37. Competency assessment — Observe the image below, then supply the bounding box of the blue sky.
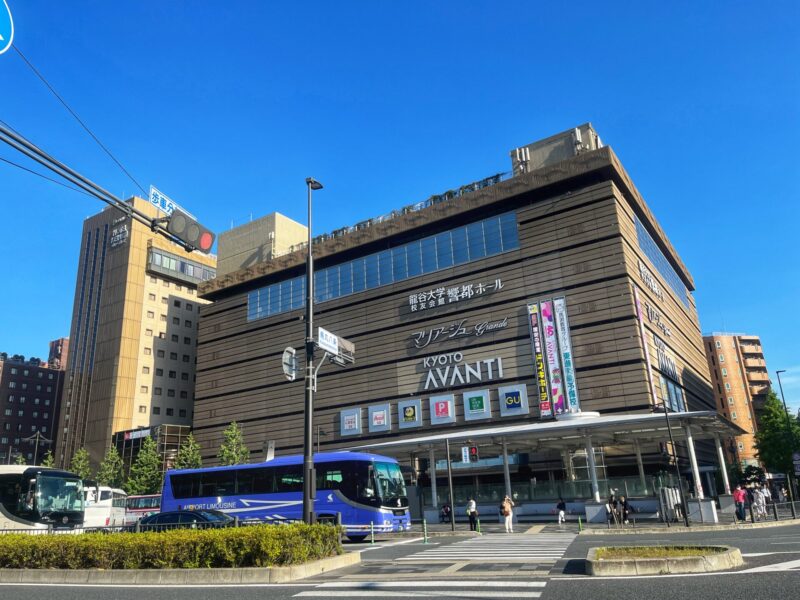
[1,2,798,410]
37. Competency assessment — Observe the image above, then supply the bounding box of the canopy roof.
[346,411,745,456]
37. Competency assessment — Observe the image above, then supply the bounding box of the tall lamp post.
[776,370,797,504]
[658,401,690,527]
[303,177,323,525]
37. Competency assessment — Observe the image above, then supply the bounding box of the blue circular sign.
[0,0,14,55]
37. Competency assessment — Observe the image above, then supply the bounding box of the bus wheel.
[316,514,337,525]
[347,535,367,542]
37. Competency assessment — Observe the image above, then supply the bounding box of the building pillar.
[561,449,575,481]
[714,435,731,495]
[502,438,512,500]
[429,446,438,508]
[585,435,601,503]
[684,426,704,499]
[633,440,647,494]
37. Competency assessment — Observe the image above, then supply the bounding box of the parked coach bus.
[82,483,127,529]
[124,494,160,527]
[161,452,410,541]
[0,465,84,531]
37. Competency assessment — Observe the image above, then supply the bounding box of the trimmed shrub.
[0,524,342,569]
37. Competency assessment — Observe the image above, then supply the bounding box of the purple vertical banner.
[540,300,567,415]
[553,297,580,413]
[527,303,552,418]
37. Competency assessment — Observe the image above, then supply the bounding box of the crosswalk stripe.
[318,581,547,588]
[294,592,542,598]
[397,532,575,563]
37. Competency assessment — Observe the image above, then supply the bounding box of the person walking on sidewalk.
[467,497,478,531]
[556,498,567,525]
[733,484,747,522]
[500,495,515,533]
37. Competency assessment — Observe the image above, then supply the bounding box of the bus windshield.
[36,475,83,515]
[373,462,407,507]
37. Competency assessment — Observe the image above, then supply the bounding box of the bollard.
[791,500,797,520]
[477,518,481,534]
[578,515,582,532]
[370,521,375,544]
[773,502,779,522]
[423,518,428,544]
[748,502,756,524]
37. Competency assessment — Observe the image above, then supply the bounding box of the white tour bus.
[0,465,84,531]
[82,483,127,529]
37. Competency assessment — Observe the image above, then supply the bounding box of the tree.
[174,433,202,470]
[14,453,27,465]
[96,446,125,488]
[69,448,93,480]
[125,437,163,495]
[218,421,250,466]
[40,450,55,468]
[755,390,800,475]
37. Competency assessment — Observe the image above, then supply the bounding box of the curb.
[580,519,800,535]
[0,552,360,585]
[586,545,743,576]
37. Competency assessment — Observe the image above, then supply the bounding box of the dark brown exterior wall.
[193,148,715,470]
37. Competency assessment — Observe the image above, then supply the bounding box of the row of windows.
[635,216,690,308]
[145,312,194,329]
[139,387,190,399]
[142,349,192,361]
[143,329,194,345]
[3,409,49,419]
[3,423,47,433]
[150,250,216,282]
[6,396,51,406]
[146,294,196,308]
[144,406,188,418]
[660,375,687,413]
[7,368,56,380]
[248,211,520,321]
[6,382,54,392]
[141,368,191,380]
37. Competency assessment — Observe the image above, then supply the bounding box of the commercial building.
[112,424,192,477]
[47,338,70,371]
[0,354,65,464]
[55,197,217,468]
[703,332,771,468]
[194,125,736,515]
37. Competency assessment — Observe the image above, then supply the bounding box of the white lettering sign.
[645,302,672,338]
[408,278,503,312]
[421,353,504,390]
[109,224,129,248]
[638,261,664,301]
[654,335,678,380]
[411,317,508,348]
[318,327,339,355]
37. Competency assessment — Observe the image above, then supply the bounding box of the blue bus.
[160,451,410,540]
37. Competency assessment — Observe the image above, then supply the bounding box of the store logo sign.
[434,400,450,418]
[504,390,522,410]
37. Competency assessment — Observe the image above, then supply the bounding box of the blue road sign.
[0,0,14,55]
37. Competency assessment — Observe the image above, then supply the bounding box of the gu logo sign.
[0,1,14,55]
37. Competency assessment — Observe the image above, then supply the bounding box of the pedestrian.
[556,498,566,525]
[618,495,632,524]
[467,497,478,531]
[500,495,515,533]
[733,484,747,522]
[762,484,772,505]
[605,494,619,525]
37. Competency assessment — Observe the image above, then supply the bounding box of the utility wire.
[0,155,93,197]
[13,45,148,197]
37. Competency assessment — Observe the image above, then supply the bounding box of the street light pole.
[303,177,323,525]
[661,402,690,527]
[776,370,797,504]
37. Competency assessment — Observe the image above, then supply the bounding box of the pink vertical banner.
[540,300,566,415]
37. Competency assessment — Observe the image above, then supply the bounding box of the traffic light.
[166,208,215,254]
[469,446,479,462]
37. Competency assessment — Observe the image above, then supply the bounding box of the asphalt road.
[0,524,797,599]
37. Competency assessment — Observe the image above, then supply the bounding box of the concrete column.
[562,449,575,481]
[684,426,704,500]
[502,439,512,499]
[585,435,601,503]
[633,440,647,494]
[714,435,731,495]
[429,446,438,507]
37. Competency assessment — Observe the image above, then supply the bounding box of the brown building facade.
[47,338,69,371]
[703,333,771,468]
[193,125,717,495]
[56,197,217,468]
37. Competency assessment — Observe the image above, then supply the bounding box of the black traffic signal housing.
[166,208,215,254]
[469,446,479,462]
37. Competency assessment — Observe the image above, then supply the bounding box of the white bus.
[82,483,127,529]
[0,465,84,531]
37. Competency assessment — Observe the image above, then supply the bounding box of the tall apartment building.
[0,354,65,464]
[703,333,771,468]
[56,197,217,468]
[47,337,69,371]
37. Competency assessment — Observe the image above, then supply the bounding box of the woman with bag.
[500,495,515,533]
[467,497,478,531]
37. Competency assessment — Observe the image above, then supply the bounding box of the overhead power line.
[13,45,148,197]
[0,155,92,197]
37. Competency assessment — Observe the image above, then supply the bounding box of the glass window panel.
[421,236,437,273]
[435,232,453,269]
[291,277,305,310]
[452,226,469,265]
[467,221,486,260]
[280,280,292,311]
[365,254,379,289]
[339,261,353,296]
[499,212,519,249]
[484,217,502,255]
[267,284,280,314]
[406,241,422,278]
[327,265,340,299]
[352,258,366,292]
[392,246,408,281]
[314,269,328,302]
[153,253,162,266]
[378,251,393,286]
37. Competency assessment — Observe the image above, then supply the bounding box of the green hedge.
[0,524,342,569]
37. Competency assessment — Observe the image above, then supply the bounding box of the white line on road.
[739,558,800,572]
[318,581,547,588]
[295,592,542,598]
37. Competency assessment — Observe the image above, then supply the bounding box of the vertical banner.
[553,297,580,413]
[540,300,567,415]
[526,303,552,418]
[634,286,660,404]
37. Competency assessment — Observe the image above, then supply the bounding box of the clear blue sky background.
[1,2,798,410]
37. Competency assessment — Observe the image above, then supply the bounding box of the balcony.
[744,358,765,368]
[741,345,763,355]
[747,371,770,383]
[750,385,769,397]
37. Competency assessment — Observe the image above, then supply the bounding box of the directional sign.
[461,446,470,463]
[318,327,339,355]
[792,452,800,463]
[0,0,14,55]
